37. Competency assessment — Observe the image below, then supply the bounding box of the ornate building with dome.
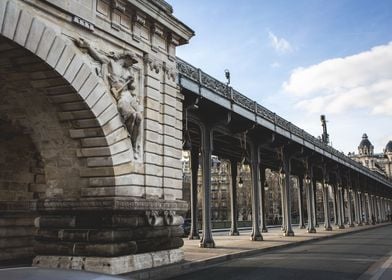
[349,134,392,180]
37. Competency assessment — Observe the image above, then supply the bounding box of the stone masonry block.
[169,249,184,263]
[24,18,45,53]
[162,104,179,119]
[80,162,144,178]
[145,119,162,132]
[102,116,124,136]
[77,146,111,158]
[175,98,183,110]
[63,55,84,83]
[46,36,66,68]
[81,185,145,197]
[163,114,176,127]
[163,146,182,159]
[163,125,177,138]
[164,188,182,200]
[145,86,162,103]
[35,28,56,61]
[163,178,182,189]
[115,186,145,197]
[2,1,20,40]
[162,94,176,107]
[87,150,133,167]
[71,63,91,91]
[58,110,95,121]
[89,173,144,187]
[162,82,179,98]
[145,130,163,145]
[81,186,114,197]
[80,136,107,148]
[145,142,163,155]
[163,135,182,148]
[55,45,76,75]
[98,104,118,126]
[144,152,163,166]
[145,97,160,112]
[69,127,104,138]
[85,86,106,108]
[72,118,100,129]
[145,75,161,92]
[151,250,170,267]
[145,175,162,188]
[144,107,161,122]
[105,128,128,147]
[163,167,182,179]
[78,138,131,157]
[14,10,33,46]
[0,1,8,30]
[78,74,98,99]
[163,157,182,169]
[33,249,184,275]
[145,164,163,176]
[145,186,163,198]
[91,91,113,117]
[175,119,183,131]
[59,102,87,112]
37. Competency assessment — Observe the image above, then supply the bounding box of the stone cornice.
[34,197,188,212]
[130,0,194,44]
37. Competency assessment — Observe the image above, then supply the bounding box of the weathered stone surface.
[33,248,184,275]
[34,241,138,257]
[36,226,183,243]
[14,10,33,46]
[0,0,191,273]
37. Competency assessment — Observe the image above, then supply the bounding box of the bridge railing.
[176,58,391,187]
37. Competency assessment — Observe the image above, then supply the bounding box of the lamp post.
[224,69,230,86]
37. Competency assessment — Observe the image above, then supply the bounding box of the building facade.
[349,134,392,180]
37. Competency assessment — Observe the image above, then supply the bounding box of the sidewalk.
[124,223,390,280]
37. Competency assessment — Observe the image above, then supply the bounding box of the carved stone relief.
[75,38,143,159]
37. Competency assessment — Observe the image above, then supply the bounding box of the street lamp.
[279,169,286,179]
[238,176,244,188]
[224,69,230,86]
[305,174,311,185]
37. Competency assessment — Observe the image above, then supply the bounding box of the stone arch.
[0,1,135,198]
[0,1,135,265]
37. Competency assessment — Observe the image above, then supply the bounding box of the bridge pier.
[313,180,320,227]
[298,176,306,229]
[229,159,240,236]
[199,124,215,248]
[260,165,268,233]
[332,185,339,226]
[33,199,187,274]
[280,148,294,237]
[305,164,316,233]
[250,142,263,241]
[189,147,201,240]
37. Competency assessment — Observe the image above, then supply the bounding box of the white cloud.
[270,62,280,68]
[268,31,293,54]
[283,42,392,116]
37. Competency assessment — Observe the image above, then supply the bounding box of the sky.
[169,0,392,154]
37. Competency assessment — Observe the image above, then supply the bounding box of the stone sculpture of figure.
[75,38,143,159]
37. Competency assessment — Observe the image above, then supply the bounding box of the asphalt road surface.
[168,225,392,280]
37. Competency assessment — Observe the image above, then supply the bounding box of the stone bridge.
[0,0,193,274]
[0,0,391,275]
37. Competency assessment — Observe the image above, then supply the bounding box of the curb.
[123,223,391,280]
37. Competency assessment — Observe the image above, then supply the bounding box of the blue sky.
[170,0,392,154]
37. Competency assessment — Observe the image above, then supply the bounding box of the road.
[169,225,392,280]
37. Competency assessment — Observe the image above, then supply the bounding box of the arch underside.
[0,1,187,268]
